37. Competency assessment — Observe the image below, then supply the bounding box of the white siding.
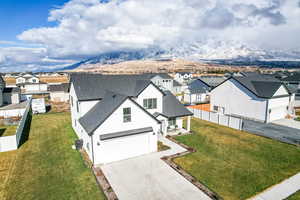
[135,83,163,114]
[273,85,289,96]
[268,96,289,121]
[210,79,268,122]
[92,98,159,164]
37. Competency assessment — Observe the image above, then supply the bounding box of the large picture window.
[123,107,131,122]
[143,98,157,109]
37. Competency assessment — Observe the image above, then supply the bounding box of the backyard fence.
[188,108,243,130]
[0,107,26,118]
[0,99,32,152]
[16,99,32,147]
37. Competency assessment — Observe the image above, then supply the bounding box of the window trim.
[123,107,131,123]
[143,98,157,109]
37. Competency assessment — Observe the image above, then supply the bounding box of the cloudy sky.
[0,0,300,72]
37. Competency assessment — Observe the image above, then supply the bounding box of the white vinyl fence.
[188,108,243,130]
[0,108,25,118]
[0,99,32,152]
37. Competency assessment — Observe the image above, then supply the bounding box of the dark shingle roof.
[71,74,162,101]
[79,91,128,135]
[100,127,153,140]
[188,79,210,94]
[161,91,193,118]
[0,76,5,88]
[282,73,300,82]
[232,75,288,98]
[198,76,227,88]
[3,87,20,93]
[173,80,182,87]
[49,83,69,92]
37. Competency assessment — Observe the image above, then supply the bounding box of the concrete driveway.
[242,119,300,145]
[99,137,211,200]
[272,118,300,130]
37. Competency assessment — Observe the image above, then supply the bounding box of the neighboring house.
[210,75,292,123]
[0,76,5,106]
[16,74,39,84]
[184,79,210,104]
[174,72,193,83]
[281,73,300,107]
[3,87,21,104]
[184,76,227,104]
[49,83,70,102]
[172,80,183,95]
[17,82,48,93]
[70,74,192,164]
[132,73,183,95]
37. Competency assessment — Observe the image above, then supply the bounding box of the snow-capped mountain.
[60,41,300,71]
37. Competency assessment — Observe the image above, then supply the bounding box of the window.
[32,79,36,83]
[70,96,73,107]
[143,98,157,109]
[123,107,131,122]
[168,119,176,126]
[86,142,90,151]
[76,101,79,113]
[213,106,218,112]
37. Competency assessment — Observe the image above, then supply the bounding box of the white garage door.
[269,107,287,121]
[100,132,151,163]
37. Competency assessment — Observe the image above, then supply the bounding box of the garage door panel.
[270,107,287,121]
[100,132,151,163]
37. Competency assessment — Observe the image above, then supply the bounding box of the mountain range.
[59,41,300,71]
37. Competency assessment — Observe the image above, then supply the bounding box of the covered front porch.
[157,115,191,136]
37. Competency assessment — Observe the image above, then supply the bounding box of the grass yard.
[286,190,300,200]
[0,125,17,137]
[174,117,300,200]
[0,112,105,200]
[158,141,170,151]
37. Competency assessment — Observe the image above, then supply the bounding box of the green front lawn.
[0,112,105,200]
[174,118,300,200]
[286,191,300,200]
[0,125,17,137]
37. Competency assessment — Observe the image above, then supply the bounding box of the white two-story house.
[210,75,293,123]
[70,74,192,165]
[16,74,48,95]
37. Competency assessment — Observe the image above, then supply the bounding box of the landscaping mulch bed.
[80,150,118,200]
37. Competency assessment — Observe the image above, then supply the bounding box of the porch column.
[187,116,191,132]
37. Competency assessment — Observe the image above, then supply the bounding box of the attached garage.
[98,127,154,164]
[269,106,287,122]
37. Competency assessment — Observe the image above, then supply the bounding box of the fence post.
[209,111,211,121]
[228,116,230,127]
[218,114,220,125]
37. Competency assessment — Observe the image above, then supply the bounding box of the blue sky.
[0,0,300,72]
[0,0,68,42]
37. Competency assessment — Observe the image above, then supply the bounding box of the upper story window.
[123,107,131,123]
[70,96,73,107]
[32,79,36,83]
[143,98,157,109]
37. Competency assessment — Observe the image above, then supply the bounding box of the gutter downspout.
[265,100,269,123]
[91,134,95,165]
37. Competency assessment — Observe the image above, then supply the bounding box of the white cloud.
[1,0,299,71]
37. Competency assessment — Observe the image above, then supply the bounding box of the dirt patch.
[49,101,70,113]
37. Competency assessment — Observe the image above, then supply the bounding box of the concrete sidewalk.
[249,172,300,200]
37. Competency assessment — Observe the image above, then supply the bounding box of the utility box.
[31,98,46,114]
